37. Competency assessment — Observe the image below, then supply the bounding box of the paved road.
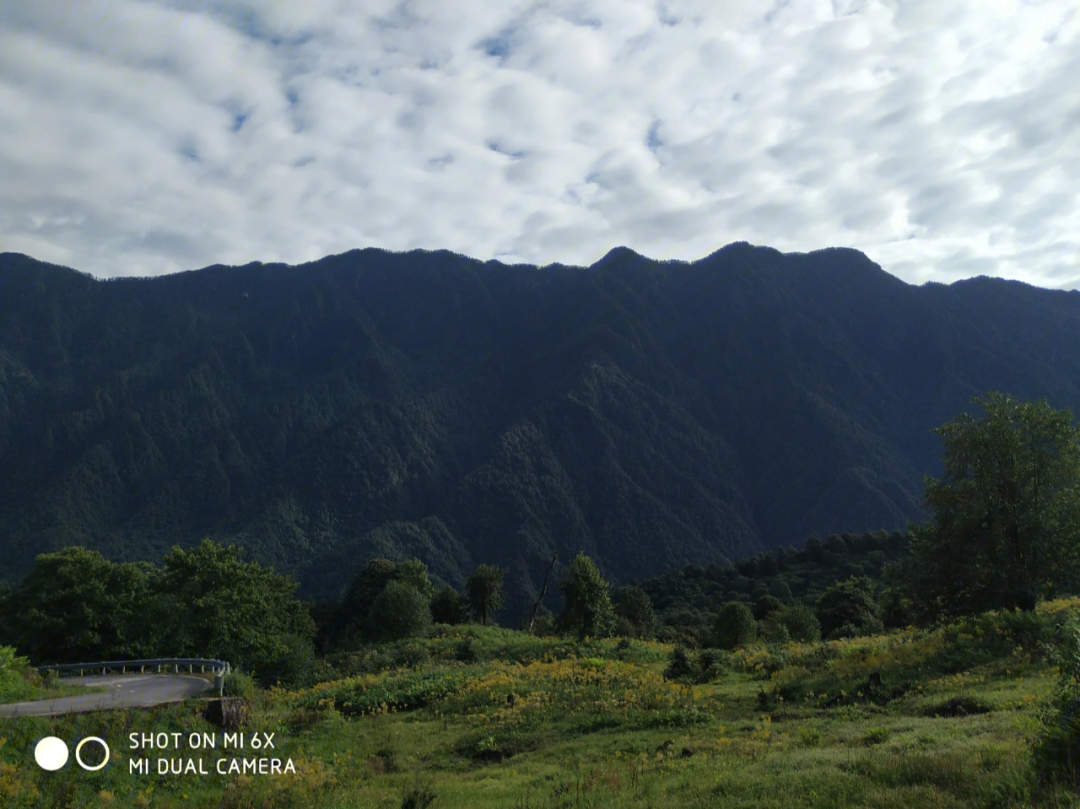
[0,674,214,717]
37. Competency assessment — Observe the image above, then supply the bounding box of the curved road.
[0,674,213,717]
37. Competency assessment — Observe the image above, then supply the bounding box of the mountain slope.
[2,245,1079,615]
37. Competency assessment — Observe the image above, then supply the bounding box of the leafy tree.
[816,576,883,639]
[338,557,434,640]
[768,579,794,604]
[430,585,468,625]
[557,553,616,639]
[0,547,158,664]
[712,602,757,650]
[395,558,436,602]
[778,603,821,642]
[466,564,505,626]
[910,393,1080,617]
[157,540,315,685]
[365,581,432,642]
[752,594,786,620]
[613,585,657,639]
[342,559,402,628]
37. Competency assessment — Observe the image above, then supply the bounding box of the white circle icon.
[34,737,69,771]
[75,737,110,771]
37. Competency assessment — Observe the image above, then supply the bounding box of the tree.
[466,564,505,626]
[557,553,616,639]
[613,585,657,639]
[157,540,316,685]
[342,559,404,628]
[752,594,786,621]
[0,547,158,664]
[338,557,434,641]
[712,602,757,650]
[778,603,821,642]
[366,581,432,641]
[910,393,1080,617]
[430,585,467,625]
[395,558,436,602]
[816,576,883,639]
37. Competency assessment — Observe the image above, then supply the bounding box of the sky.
[1,0,1078,288]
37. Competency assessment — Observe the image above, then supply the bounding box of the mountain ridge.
[2,244,1079,616]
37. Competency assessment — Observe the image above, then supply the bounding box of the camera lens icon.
[34,737,68,771]
[75,737,110,771]
[34,736,110,771]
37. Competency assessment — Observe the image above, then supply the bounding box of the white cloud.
[0,0,1077,288]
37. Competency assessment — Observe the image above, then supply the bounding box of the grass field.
[3,601,1080,808]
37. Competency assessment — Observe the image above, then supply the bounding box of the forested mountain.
[2,243,1080,615]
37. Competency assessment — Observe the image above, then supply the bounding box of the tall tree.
[157,539,316,684]
[0,547,157,664]
[557,553,616,639]
[613,585,657,639]
[466,564,505,627]
[910,392,1080,617]
[365,581,432,642]
[815,576,883,639]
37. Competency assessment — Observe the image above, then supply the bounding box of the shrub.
[768,579,794,604]
[223,670,258,699]
[614,585,658,639]
[779,603,821,642]
[401,780,438,809]
[758,612,790,643]
[696,649,730,681]
[1034,618,1080,791]
[753,594,786,620]
[713,602,757,650]
[664,646,695,680]
[367,582,432,642]
[816,576,884,639]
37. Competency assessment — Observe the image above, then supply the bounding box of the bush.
[696,649,730,681]
[1034,618,1080,791]
[455,639,480,663]
[713,602,757,650]
[753,594,786,621]
[431,586,467,625]
[392,644,430,669]
[613,585,658,639]
[758,612,790,643]
[768,579,794,604]
[816,576,884,639]
[779,603,821,642]
[664,646,695,680]
[401,780,438,809]
[223,670,258,699]
[366,582,432,642]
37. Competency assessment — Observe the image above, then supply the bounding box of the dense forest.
[3,244,1080,615]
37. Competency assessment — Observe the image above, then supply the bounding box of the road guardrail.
[37,658,231,693]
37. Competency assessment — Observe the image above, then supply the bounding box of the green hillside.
[3,604,1079,808]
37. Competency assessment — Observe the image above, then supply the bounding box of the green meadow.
[4,599,1080,808]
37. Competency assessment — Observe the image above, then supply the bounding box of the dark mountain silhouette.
[2,244,1079,615]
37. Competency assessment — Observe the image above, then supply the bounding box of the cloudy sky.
[1,0,1078,287]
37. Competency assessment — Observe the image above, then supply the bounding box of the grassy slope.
[3,605,1080,808]
[0,649,105,704]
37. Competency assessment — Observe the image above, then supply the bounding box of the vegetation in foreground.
[3,605,1080,808]
[0,647,102,704]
